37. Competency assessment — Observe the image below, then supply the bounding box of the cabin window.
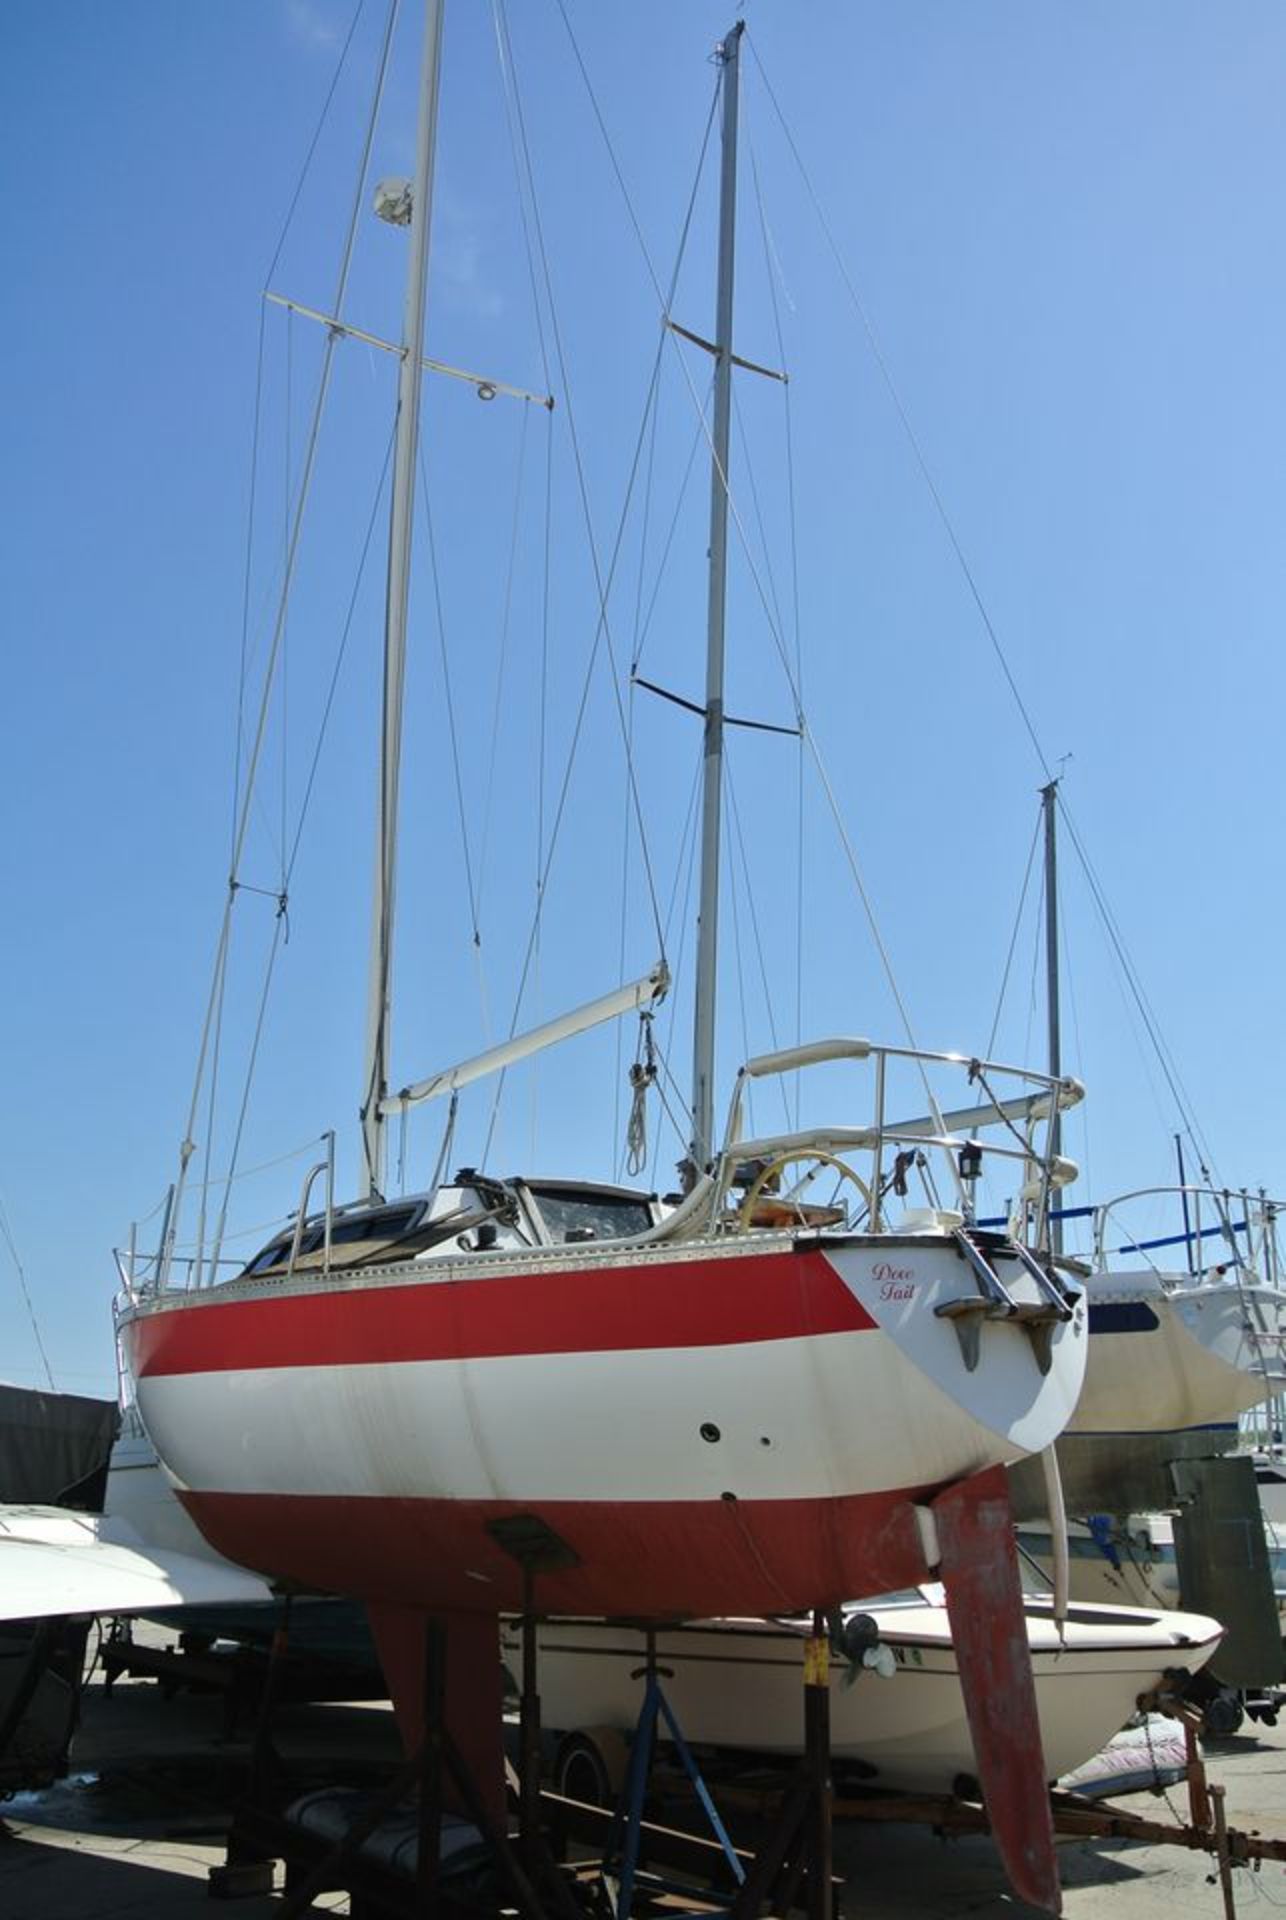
[325,1206,422,1247]
[242,1205,422,1276]
[245,1237,295,1276]
[528,1189,652,1243]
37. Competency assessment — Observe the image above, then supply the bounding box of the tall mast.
[1175,1132,1196,1276]
[361,0,445,1198]
[689,21,744,1174]
[1041,779,1063,1257]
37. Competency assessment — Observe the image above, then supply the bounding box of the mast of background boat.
[1175,1134,1197,1275]
[1038,781,1073,1628]
[1041,778,1063,1258]
[689,21,744,1175]
[361,0,445,1199]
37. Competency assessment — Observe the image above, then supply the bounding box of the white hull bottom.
[1073,1271,1286,1434]
[503,1597,1221,1795]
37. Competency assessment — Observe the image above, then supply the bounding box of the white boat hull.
[504,1597,1221,1795]
[1073,1271,1286,1435]
[122,1229,1086,1619]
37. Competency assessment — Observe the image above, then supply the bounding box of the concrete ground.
[0,1630,396,1918]
[4,1633,1286,1918]
[834,1722,1286,1918]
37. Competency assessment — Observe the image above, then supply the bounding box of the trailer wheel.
[553,1726,629,1807]
[1202,1689,1245,1740]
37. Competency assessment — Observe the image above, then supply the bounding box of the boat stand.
[723,1613,835,1920]
[0,1619,64,1776]
[215,1606,563,1920]
[213,1581,845,1920]
[592,1625,747,1920]
[0,1615,92,1795]
[574,1611,839,1920]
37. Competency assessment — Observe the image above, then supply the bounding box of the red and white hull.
[121,1230,1086,1618]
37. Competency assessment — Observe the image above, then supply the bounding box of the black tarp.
[1172,1454,1285,1689]
[0,1384,119,1789]
[1007,1425,1240,1521]
[0,1382,119,1510]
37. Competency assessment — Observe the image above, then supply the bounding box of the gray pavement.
[5,1645,1286,1918]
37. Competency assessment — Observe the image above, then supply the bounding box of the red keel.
[365,1604,506,1831]
[933,1465,1061,1916]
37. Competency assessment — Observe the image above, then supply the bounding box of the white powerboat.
[501,1592,1222,1797]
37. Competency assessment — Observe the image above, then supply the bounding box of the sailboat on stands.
[115,13,1086,1910]
[1002,783,1286,1517]
[1068,1179,1286,1451]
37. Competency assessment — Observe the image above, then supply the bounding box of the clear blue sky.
[3,2,1284,1396]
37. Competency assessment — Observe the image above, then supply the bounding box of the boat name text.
[872,1261,916,1301]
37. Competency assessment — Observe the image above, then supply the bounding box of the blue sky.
[3,2,1284,1395]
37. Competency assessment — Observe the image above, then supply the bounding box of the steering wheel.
[736,1150,872,1233]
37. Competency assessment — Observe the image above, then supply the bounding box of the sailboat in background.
[997,781,1285,1696]
[1069,1179,1286,1446]
[1005,780,1285,1516]
[114,13,1089,1909]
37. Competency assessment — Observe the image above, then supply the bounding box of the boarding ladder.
[935,1226,1079,1375]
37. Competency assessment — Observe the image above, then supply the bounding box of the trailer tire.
[553,1726,629,1807]
[1201,1689,1245,1741]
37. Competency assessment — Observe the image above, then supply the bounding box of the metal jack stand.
[273,1612,551,1920]
[599,1626,746,1920]
[487,1515,586,1920]
[210,1595,294,1900]
[728,1613,834,1920]
[216,1580,567,1920]
[518,1564,546,1876]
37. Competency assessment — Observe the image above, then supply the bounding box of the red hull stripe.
[179,1482,932,1619]
[130,1248,876,1378]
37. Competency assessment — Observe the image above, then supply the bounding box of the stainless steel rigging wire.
[749,27,1224,1189]
[166,0,401,1283]
[986,807,1044,1061]
[0,1192,56,1391]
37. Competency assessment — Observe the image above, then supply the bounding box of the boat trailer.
[208,1582,1286,1920]
[702,1700,1286,1920]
